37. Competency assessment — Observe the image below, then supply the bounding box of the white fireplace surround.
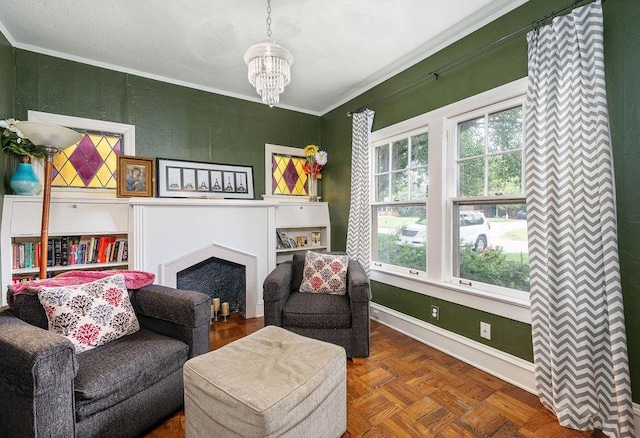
[159,243,257,318]
[129,198,279,318]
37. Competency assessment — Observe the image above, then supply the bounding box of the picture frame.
[117,155,155,198]
[156,158,254,199]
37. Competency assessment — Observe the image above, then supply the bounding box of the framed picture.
[156,158,254,199]
[117,155,155,198]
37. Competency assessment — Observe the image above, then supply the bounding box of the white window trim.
[263,143,314,202]
[370,77,531,323]
[27,111,135,198]
[445,96,527,298]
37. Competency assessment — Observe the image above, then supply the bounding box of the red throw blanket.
[8,270,156,294]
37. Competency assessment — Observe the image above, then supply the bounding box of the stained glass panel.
[272,153,309,196]
[51,131,123,189]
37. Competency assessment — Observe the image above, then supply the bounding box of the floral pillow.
[37,274,140,353]
[299,251,348,295]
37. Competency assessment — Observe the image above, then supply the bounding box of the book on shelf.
[79,235,92,263]
[96,236,116,264]
[115,239,127,262]
[34,241,41,268]
[47,239,55,267]
[53,238,62,266]
[121,241,128,262]
[60,236,69,266]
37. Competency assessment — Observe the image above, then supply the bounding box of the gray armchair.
[263,253,371,359]
[0,284,211,438]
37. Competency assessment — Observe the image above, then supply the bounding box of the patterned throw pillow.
[37,274,140,353]
[299,251,348,295]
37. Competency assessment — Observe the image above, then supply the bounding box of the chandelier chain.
[266,0,272,40]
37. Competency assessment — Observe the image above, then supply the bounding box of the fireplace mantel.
[128,198,330,318]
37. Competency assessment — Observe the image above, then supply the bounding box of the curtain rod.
[347,0,593,117]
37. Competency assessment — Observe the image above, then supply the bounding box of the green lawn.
[377,216,420,229]
[503,227,528,241]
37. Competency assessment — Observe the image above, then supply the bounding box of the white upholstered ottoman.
[183,325,347,438]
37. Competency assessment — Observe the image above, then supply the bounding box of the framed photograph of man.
[156,158,254,199]
[117,155,155,198]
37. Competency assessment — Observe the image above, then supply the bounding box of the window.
[368,78,530,320]
[28,111,135,196]
[372,130,428,273]
[264,144,312,199]
[450,101,529,294]
[52,130,124,189]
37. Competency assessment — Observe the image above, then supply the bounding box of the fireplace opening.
[176,257,246,314]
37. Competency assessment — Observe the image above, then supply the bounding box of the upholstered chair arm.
[263,261,293,326]
[347,260,371,303]
[0,309,78,438]
[347,260,371,358]
[129,285,211,358]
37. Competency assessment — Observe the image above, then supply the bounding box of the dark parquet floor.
[146,313,605,438]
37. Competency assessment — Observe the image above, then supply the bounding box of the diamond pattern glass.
[272,153,309,196]
[51,131,123,189]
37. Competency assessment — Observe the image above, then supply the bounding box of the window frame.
[369,78,531,323]
[371,127,429,276]
[445,96,528,300]
[263,143,312,201]
[28,111,135,198]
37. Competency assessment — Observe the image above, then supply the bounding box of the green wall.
[321,0,640,401]
[0,31,15,198]
[11,51,320,197]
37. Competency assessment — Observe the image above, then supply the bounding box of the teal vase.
[10,162,42,196]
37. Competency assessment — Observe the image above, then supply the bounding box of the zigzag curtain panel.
[347,109,374,273]
[524,1,634,437]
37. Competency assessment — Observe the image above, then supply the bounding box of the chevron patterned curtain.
[347,109,374,273]
[525,2,634,437]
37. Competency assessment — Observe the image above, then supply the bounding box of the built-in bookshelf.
[1,196,130,305]
[275,203,330,264]
[11,234,128,271]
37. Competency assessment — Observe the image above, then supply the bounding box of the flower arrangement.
[303,144,328,179]
[0,118,45,160]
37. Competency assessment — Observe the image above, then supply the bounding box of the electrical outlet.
[480,321,491,340]
[431,305,439,320]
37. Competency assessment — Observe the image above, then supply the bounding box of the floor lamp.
[16,122,83,279]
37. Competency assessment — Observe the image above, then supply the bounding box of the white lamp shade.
[16,121,83,149]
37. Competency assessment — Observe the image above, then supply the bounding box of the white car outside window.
[397,211,490,251]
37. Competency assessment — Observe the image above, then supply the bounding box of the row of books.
[11,235,128,270]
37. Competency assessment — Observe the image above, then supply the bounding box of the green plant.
[376,233,426,271]
[459,245,530,292]
[0,118,45,160]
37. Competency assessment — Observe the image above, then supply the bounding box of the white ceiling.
[0,0,527,115]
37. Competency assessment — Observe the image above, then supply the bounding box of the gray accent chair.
[0,284,211,438]
[263,253,371,359]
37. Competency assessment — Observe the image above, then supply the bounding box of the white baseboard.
[370,303,639,433]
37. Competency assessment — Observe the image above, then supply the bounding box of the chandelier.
[244,0,294,107]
